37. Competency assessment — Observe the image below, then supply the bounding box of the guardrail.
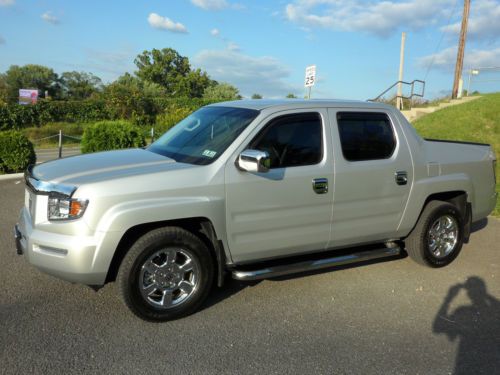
[32,130,82,159]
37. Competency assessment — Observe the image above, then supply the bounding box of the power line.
[424,0,460,81]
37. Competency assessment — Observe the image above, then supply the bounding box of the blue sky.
[0,0,499,99]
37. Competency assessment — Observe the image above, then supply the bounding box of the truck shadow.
[471,218,488,233]
[433,276,500,374]
[201,278,261,311]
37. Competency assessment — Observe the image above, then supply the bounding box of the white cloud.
[147,13,188,33]
[210,28,220,37]
[418,46,500,70]
[41,11,60,25]
[285,0,453,37]
[227,42,241,51]
[0,35,5,44]
[191,0,228,10]
[0,0,14,6]
[190,0,244,11]
[441,0,500,41]
[194,49,299,97]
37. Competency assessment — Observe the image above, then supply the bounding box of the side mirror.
[237,149,270,173]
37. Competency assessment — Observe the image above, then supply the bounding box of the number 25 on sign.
[305,65,316,87]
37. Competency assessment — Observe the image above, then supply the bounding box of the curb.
[0,173,24,181]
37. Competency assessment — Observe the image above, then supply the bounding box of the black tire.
[117,226,214,321]
[405,200,464,267]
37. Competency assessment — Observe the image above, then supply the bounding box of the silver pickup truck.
[15,99,497,321]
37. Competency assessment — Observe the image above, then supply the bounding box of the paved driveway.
[0,178,499,374]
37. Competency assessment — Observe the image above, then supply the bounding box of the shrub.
[154,105,192,136]
[81,121,146,153]
[0,99,113,131]
[0,130,36,173]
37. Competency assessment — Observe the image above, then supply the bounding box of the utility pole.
[396,32,406,110]
[452,0,470,99]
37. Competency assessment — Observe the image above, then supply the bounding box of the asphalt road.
[1,178,499,374]
[35,147,81,163]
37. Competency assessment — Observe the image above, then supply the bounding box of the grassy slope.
[413,93,500,217]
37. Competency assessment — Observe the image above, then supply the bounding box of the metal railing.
[33,130,82,159]
[369,80,426,109]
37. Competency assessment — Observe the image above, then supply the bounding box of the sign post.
[304,65,316,99]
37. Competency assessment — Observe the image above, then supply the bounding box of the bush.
[0,97,218,131]
[0,130,36,173]
[81,121,146,153]
[154,104,192,136]
[0,99,113,131]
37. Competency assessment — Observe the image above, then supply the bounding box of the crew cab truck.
[15,100,497,321]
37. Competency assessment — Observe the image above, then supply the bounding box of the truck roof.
[208,99,395,111]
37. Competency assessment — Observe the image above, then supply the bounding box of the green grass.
[413,93,500,217]
[23,122,87,148]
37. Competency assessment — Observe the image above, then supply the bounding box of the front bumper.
[16,206,110,286]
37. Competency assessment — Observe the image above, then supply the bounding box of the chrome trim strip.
[24,165,76,197]
[231,247,401,281]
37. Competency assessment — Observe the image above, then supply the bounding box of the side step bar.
[232,247,401,281]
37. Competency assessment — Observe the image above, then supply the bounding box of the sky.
[0,0,499,99]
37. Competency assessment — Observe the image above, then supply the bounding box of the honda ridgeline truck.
[15,100,497,321]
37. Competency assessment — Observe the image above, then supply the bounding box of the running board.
[231,247,401,281]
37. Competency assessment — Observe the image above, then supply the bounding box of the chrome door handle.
[395,171,408,185]
[312,178,328,194]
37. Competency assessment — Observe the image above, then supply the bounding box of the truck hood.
[32,148,191,185]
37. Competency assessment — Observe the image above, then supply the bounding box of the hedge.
[0,97,221,131]
[0,130,36,173]
[81,121,146,153]
[0,100,113,130]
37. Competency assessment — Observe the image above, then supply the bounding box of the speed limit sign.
[304,65,316,87]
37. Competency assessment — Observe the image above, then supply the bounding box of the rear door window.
[336,112,396,161]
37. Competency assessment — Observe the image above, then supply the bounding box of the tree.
[134,48,214,98]
[3,64,60,103]
[176,69,214,98]
[60,71,102,100]
[0,74,8,105]
[103,73,165,125]
[203,82,241,101]
[286,93,298,98]
[251,93,263,99]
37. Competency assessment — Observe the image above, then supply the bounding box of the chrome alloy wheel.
[139,248,200,309]
[427,215,459,258]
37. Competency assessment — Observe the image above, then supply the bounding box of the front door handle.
[312,178,329,194]
[395,171,408,185]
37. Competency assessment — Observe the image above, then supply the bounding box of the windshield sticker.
[202,150,217,158]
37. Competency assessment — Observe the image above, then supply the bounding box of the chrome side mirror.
[237,149,270,173]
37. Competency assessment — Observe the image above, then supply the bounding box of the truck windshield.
[148,106,259,165]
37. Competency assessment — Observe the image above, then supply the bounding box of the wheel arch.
[105,217,227,286]
[406,190,472,242]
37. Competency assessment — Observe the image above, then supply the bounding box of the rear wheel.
[405,200,464,267]
[117,227,214,321]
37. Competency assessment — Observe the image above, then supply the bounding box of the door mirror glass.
[237,149,270,173]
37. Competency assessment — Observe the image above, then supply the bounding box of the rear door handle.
[312,178,329,194]
[395,171,408,185]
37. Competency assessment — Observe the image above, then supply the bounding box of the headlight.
[48,197,88,221]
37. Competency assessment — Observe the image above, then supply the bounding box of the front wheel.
[117,227,214,321]
[405,200,464,267]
